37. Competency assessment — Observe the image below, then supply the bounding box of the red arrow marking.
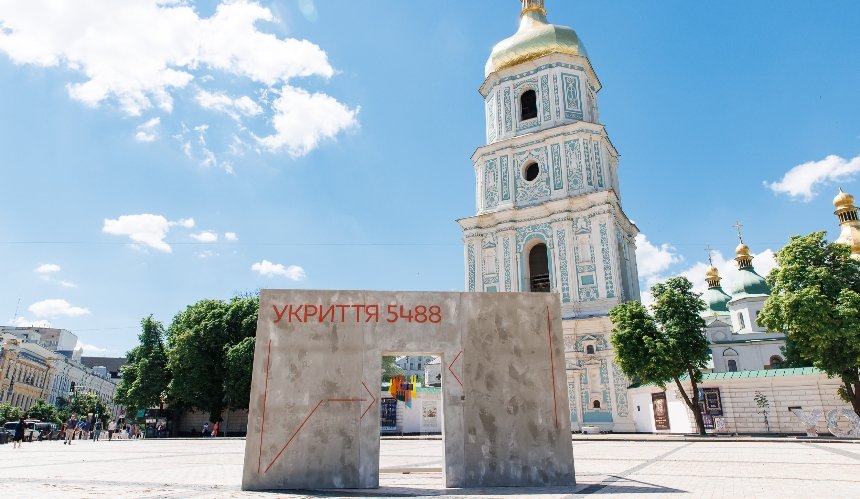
[547,306,559,430]
[360,381,377,420]
[448,350,463,387]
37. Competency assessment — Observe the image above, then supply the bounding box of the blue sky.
[1,1,858,356]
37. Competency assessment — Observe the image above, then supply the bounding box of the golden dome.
[705,266,719,278]
[735,242,750,257]
[485,3,588,77]
[833,189,856,209]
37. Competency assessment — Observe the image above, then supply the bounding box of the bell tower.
[458,1,640,431]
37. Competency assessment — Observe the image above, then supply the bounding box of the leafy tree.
[382,356,403,382]
[779,336,813,369]
[0,402,24,424]
[610,277,711,435]
[115,316,171,418]
[223,336,255,410]
[167,295,259,421]
[69,392,108,423]
[758,231,860,416]
[27,400,61,425]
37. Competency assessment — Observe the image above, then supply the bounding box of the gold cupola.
[485,0,589,77]
[735,242,753,269]
[705,265,721,289]
[833,188,860,260]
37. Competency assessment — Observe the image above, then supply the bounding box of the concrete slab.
[242,291,574,491]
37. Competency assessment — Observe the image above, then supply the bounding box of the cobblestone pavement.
[0,437,858,498]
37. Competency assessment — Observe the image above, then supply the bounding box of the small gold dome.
[706,266,719,278]
[833,189,855,209]
[736,243,750,257]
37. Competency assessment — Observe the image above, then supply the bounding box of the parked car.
[2,420,42,442]
[34,422,57,440]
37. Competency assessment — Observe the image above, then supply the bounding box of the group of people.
[201,421,220,437]
[61,415,128,444]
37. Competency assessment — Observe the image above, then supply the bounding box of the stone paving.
[0,437,859,498]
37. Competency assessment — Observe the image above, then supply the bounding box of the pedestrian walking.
[12,417,25,448]
[64,415,78,445]
[212,421,219,437]
[94,420,103,441]
[202,422,209,437]
[108,420,116,441]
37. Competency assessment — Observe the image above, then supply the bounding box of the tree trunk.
[674,373,706,435]
[841,370,860,418]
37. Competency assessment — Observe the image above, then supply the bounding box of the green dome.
[702,286,732,313]
[729,267,771,298]
[485,10,588,77]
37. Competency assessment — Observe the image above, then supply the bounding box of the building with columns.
[458,0,639,431]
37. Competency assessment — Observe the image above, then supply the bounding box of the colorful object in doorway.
[388,375,419,407]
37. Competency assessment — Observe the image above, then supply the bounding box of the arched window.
[586,345,595,355]
[592,400,601,409]
[769,356,783,369]
[528,243,551,292]
[727,359,738,372]
[737,313,746,329]
[520,90,537,121]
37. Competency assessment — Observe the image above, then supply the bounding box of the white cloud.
[35,263,61,274]
[251,260,306,281]
[190,230,218,243]
[76,341,107,355]
[256,85,358,157]
[0,0,356,158]
[197,250,219,259]
[134,117,160,142]
[12,317,52,328]
[765,154,860,201]
[224,232,238,241]
[195,89,262,120]
[28,299,91,318]
[171,217,195,229]
[635,234,682,279]
[58,280,77,288]
[103,213,192,252]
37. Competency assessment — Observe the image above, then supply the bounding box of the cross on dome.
[732,220,744,244]
[704,245,715,266]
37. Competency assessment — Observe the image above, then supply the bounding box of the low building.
[628,368,856,436]
[394,355,435,380]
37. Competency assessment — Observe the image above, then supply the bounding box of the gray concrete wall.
[242,290,574,491]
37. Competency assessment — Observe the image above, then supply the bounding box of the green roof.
[728,267,771,298]
[697,367,820,380]
[702,286,731,313]
[633,367,822,388]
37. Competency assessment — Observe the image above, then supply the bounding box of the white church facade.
[459,0,639,432]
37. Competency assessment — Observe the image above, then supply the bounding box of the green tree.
[115,316,171,418]
[758,231,860,416]
[0,402,24,424]
[69,392,107,422]
[382,356,402,382]
[610,276,711,435]
[27,400,61,425]
[223,336,255,410]
[167,295,259,421]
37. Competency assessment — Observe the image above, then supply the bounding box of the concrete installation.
[241,290,575,491]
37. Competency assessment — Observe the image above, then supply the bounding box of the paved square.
[0,437,859,497]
